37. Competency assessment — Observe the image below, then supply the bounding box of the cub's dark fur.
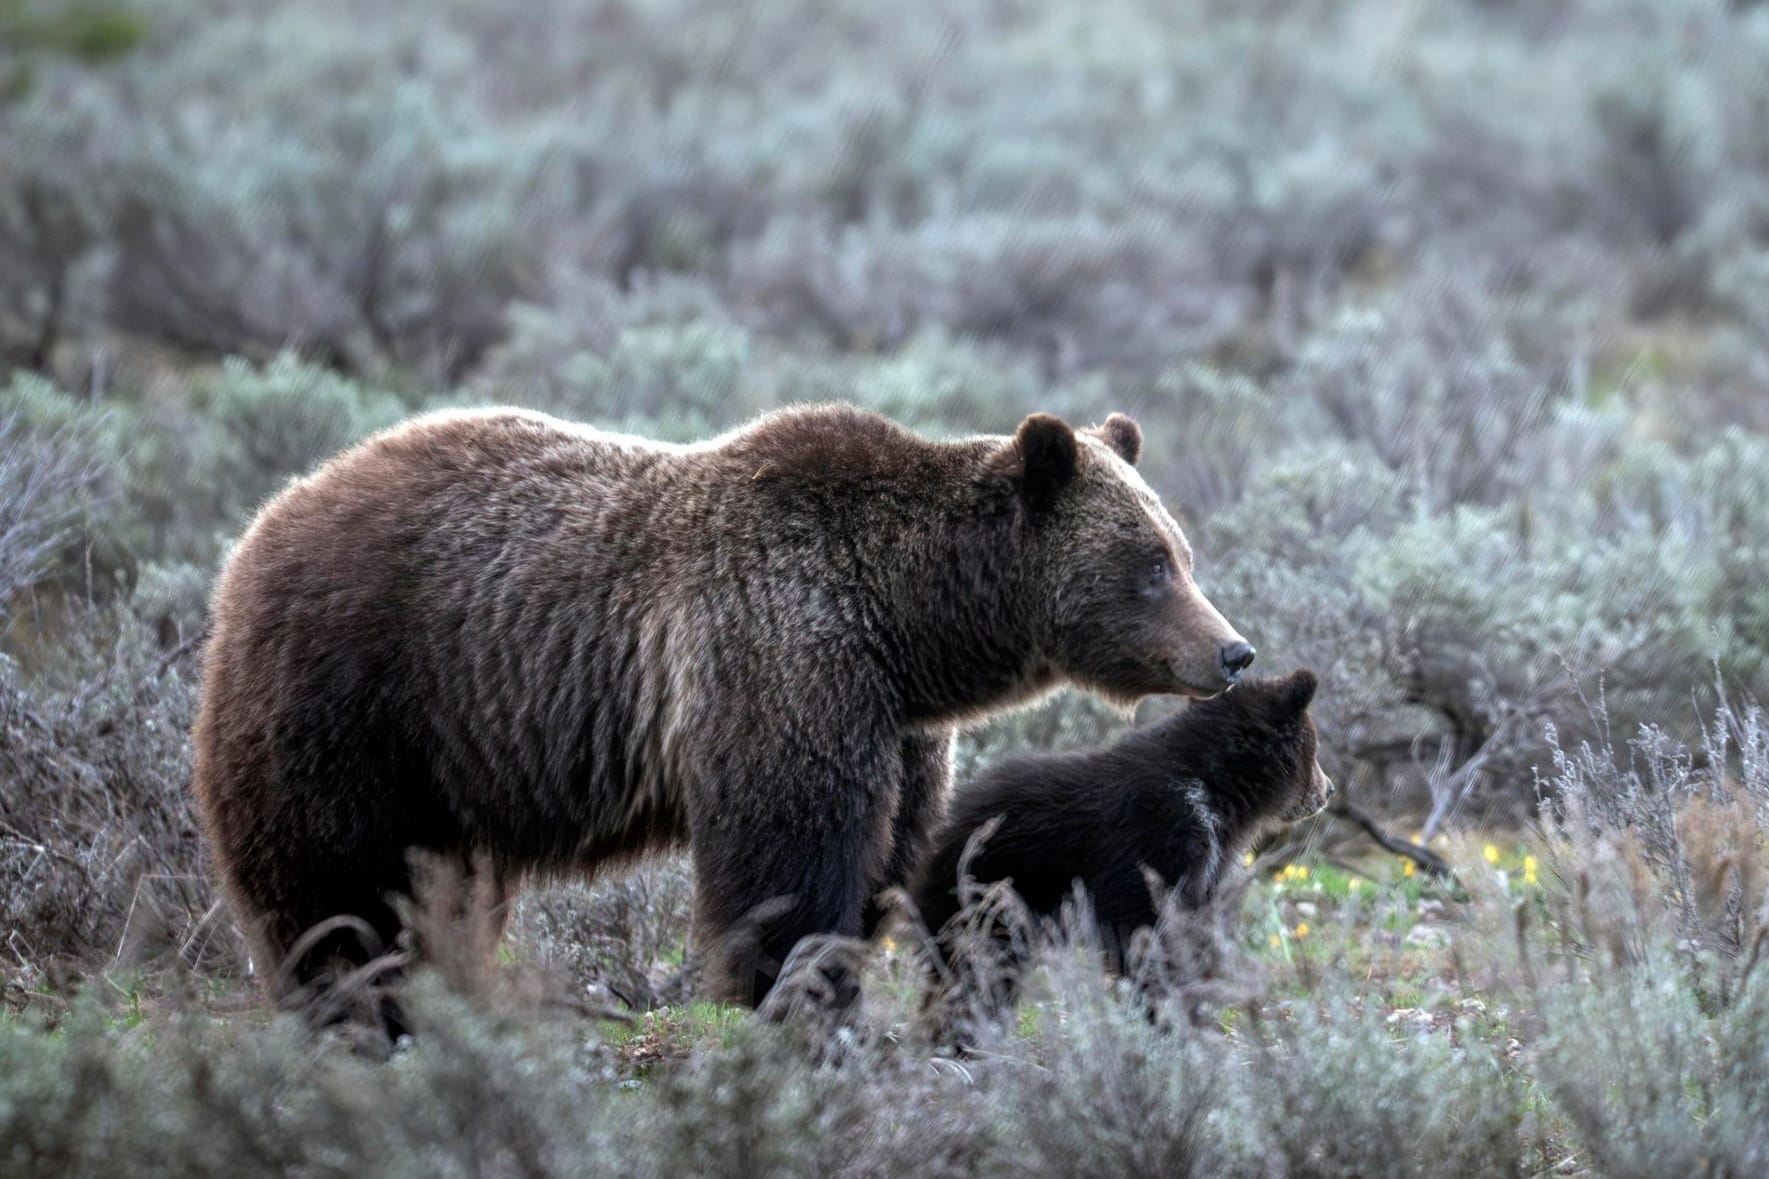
[908,669,1331,1016]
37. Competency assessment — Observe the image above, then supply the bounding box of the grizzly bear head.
[991,412,1254,704]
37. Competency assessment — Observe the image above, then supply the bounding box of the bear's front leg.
[861,727,954,939]
[689,722,899,1010]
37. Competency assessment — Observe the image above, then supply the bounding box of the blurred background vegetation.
[3,1,1769,1172]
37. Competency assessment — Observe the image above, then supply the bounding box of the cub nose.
[1218,641,1256,682]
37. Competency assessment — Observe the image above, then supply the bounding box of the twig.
[1330,800,1458,881]
[154,628,207,680]
[1421,698,1542,840]
[1527,1151,1580,1179]
[0,820,82,867]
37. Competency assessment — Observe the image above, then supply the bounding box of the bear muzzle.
[1307,762,1335,816]
[1217,640,1256,684]
[1281,761,1335,821]
[1164,638,1255,697]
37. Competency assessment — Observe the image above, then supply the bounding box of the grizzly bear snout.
[1158,580,1254,698]
[1218,639,1257,683]
[1285,760,1335,822]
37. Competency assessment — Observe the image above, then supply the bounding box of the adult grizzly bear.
[191,403,1254,1022]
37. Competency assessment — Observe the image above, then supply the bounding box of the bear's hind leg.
[258,857,414,1040]
[273,851,511,1045]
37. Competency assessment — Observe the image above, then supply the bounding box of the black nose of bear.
[1218,641,1256,682]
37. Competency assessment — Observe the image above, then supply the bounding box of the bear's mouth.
[1163,658,1237,699]
[1281,797,1329,822]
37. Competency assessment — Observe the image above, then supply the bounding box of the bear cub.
[907,668,1332,1018]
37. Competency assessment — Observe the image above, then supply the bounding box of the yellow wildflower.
[1294,922,1310,938]
[1269,933,1282,949]
[1523,855,1539,886]
[1347,878,1361,893]
[1243,850,1255,867]
[1295,865,1310,881]
[1484,843,1501,865]
[1403,859,1417,878]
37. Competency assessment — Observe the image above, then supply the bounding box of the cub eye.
[1146,558,1171,586]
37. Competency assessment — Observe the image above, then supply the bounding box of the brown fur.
[190,403,1250,1022]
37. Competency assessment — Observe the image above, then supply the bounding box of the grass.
[602,1002,750,1078]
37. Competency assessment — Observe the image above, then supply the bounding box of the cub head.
[989,411,1254,703]
[1190,667,1334,822]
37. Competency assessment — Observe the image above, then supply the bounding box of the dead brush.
[906,818,1266,1049]
[903,815,1046,1048]
[281,851,630,1055]
[510,858,696,1012]
[275,913,410,1048]
[752,931,873,1057]
[1536,686,1769,1003]
[1123,865,1265,1030]
[0,607,233,1007]
[1677,790,1767,960]
[915,876,1042,1049]
[402,852,633,1024]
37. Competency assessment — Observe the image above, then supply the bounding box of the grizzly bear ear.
[1282,668,1319,712]
[1010,413,1079,512]
[1088,413,1142,465]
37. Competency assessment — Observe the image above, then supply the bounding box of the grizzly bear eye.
[1146,558,1170,586]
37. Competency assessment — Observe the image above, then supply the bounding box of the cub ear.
[1282,668,1319,712]
[1009,413,1079,512]
[1088,413,1142,465]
